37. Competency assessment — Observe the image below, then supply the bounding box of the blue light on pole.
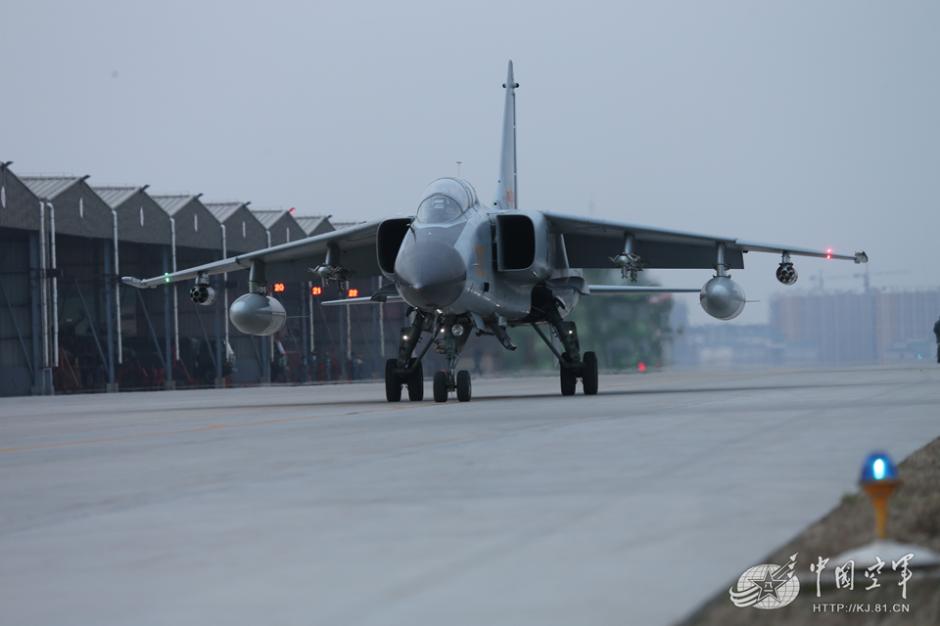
[859,452,900,539]
[860,452,898,484]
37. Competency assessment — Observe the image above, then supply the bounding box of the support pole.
[301,280,310,382]
[28,232,43,393]
[162,248,175,389]
[38,202,48,375]
[170,217,179,362]
[308,280,316,380]
[49,202,59,370]
[220,224,229,373]
[111,207,122,366]
[103,240,117,390]
[345,302,352,379]
[214,273,224,387]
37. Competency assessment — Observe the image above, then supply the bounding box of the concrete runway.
[2,365,938,626]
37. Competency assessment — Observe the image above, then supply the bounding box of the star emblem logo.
[748,567,791,603]
[729,554,801,610]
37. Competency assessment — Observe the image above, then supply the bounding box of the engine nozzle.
[700,276,746,320]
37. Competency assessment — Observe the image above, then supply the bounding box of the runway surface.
[2,365,938,626]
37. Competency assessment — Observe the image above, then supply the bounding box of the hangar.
[0,163,402,397]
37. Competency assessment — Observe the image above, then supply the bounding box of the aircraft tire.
[433,371,449,403]
[560,364,577,396]
[407,359,424,401]
[582,351,598,395]
[456,370,472,402]
[385,359,402,402]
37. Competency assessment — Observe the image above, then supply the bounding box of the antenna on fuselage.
[495,60,518,210]
[456,161,462,177]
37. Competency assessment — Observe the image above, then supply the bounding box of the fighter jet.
[122,61,868,403]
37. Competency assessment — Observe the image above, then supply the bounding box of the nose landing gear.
[432,367,472,403]
[432,318,473,402]
[384,312,474,403]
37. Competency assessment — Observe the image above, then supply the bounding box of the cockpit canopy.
[415,178,479,224]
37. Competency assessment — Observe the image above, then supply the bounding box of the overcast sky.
[2,0,938,323]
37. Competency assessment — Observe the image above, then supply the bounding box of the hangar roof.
[205,202,248,223]
[151,194,221,250]
[151,194,201,215]
[250,209,287,228]
[204,201,266,252]
[0,163,42,230]
[93,185,171,246]
[21,176,86,200]
[94,186,146,208]
[250,209,308,246]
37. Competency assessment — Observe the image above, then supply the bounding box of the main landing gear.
[530,284,599,397]
[384,311,474,403]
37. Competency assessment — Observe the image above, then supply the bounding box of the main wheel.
[456,370,472,402]
[560,363,577,396]
[581,351,598,395]
[407,359,424,401]
[385,359,402,402]
[433,371,449,403]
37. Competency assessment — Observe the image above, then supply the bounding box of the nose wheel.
[433,369,472,403]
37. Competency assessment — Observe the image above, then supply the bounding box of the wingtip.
[121,276,146,289]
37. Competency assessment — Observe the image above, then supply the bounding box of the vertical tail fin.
[496,60,518,210]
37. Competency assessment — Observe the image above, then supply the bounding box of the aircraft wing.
[122,221,382,289]
[321,282,403,306]
[543,212,867,270]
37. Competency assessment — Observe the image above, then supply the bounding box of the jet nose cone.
[396,240,466,309]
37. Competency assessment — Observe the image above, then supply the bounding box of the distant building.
[670,288,940,367]
[771,289,940,364]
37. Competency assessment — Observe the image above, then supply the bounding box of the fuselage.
[391,178,582,323]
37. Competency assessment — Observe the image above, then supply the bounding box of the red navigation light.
[289,207,296,214]
[347,288,360,298]
[272,282,286,293]
[637,361,647,373]
[310,285,323,297]
[826,248,833,260]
